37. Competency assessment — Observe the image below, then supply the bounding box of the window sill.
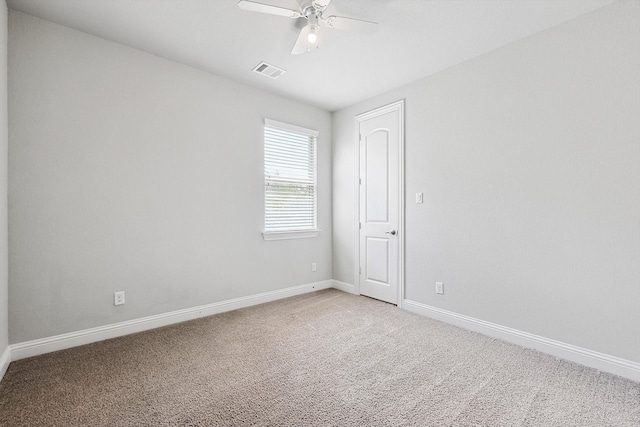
[262,229,320,241]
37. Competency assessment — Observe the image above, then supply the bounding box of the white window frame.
[262,119,320,241]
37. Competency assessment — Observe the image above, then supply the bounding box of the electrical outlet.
[435,282,444,295]
[311,263,317,272]
[114,291,125,306]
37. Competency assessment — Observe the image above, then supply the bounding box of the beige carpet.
[0,289,638,426]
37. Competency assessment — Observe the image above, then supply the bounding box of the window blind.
[264,120,318,232]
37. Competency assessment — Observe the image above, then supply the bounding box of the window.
[263,119,319,240]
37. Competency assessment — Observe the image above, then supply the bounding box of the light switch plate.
[415,192,423,204]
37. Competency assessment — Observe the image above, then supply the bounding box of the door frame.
[353,100,405,307]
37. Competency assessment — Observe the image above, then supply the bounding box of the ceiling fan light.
[307,26,319,44]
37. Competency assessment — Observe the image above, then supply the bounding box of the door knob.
[385,230,397,235]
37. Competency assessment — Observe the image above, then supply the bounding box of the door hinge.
[359,178,362,185]
[359,222,362,229]
[359,266,361,274]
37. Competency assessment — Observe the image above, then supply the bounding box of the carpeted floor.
[0,289,638,426]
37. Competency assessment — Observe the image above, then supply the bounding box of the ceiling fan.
[238,0,378,55]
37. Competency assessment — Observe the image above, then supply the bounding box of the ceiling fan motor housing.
[304,7,320,25]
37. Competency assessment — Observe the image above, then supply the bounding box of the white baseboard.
[0,346,10,382]
[403,299,640,383]
[12,283,634,385]
[10,280,334,362]
[331,279,357,294]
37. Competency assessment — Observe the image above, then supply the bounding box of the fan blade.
[237,1,301,18]
[323,15,378,33]
[291,26,312,55]
[312,0,332,10]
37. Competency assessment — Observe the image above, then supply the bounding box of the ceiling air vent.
[252,61,286,79]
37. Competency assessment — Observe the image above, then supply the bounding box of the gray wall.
[8,11,332,343]
[333,1,640,362]
[0,0,7,356]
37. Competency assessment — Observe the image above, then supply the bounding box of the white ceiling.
[7,0,616,111]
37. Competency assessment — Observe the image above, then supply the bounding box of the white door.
[357,101,403,305]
